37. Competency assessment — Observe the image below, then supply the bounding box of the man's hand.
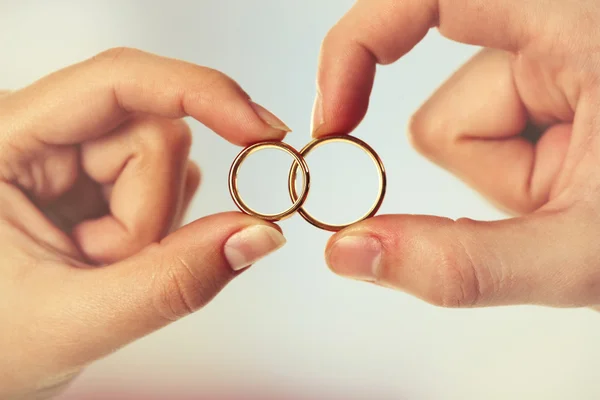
[0,48,289,399]
[316,0,600,308]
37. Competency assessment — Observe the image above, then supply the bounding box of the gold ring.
[288,135,386,232]
[228,141,310,221]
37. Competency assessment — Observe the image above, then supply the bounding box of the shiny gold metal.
[288,135,386,232]
[228,141,310,221]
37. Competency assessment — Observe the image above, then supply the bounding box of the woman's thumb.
[53,213,285,367]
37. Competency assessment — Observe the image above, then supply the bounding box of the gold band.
[228,135,386,231]
[288,135,386,232]
[228,141,310,221]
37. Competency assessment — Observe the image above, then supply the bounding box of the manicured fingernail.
[310,90,324,137]
[250,101,292,132]
[326,235,382,281]
[224,225,286,271]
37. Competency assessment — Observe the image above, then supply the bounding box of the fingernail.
[326,235,382,281]
[250,101,292,132]
[310,90,324,137]
[224,225,287,271]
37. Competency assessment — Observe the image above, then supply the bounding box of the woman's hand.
[316,0,600,308]
[0,48,289,399]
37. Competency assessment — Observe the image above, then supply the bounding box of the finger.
[324,209,600,308]
[165,161,202,235]
[169,161,202,232]
[36,134,199,252]
[36,213,287,369]
[312,0,550,136]
[3,47,290,148]
[409,49,571,214]
[73,117,192,264]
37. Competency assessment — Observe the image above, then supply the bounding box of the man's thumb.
[324,212,593,308]
[57,212,286,366]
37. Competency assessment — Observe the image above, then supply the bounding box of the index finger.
[3,47,290,146]
[312,0,544,137]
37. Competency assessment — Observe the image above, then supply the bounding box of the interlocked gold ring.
[288,135,386,232]
[228,135,386,231]
[228,141,310,221]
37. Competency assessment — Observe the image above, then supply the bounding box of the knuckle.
[0,92,12,145]
[321,31,343,58]
[186,162,202,191]
[167,119,193,150]
[135,118,192,156]
[198,67,230,89]
[188,67,244,103]
[92,46,139,64]
[576,270,600,306]
[321,28,338,49]
[407,108,449,158]
[151,250,218,322]
[177,65,249,112]
[425,235,482,308]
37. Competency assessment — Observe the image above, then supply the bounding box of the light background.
[2,1,600,399]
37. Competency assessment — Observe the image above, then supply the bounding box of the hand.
[316,0,600,308]
[0,47,290,399]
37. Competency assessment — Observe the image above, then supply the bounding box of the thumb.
[54,213,286,367]
[324,211,598,308]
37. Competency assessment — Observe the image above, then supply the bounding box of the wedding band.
[228,135,386,231]
[228,141,310,221]
[288,135,386,232]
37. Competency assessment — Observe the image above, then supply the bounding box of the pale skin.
[2,0,599,398]
[0,49,290,399]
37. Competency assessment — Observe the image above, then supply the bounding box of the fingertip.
[72,216,139,265]
[224,224,287,271]
[325,234,383,282]
[312,39,375,137]
[323,216,392,277]
[249,101,292,133]
[218,100,291,147]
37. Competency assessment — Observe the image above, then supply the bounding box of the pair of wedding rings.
[228,135,386,232]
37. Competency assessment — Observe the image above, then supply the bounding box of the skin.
[0,48,290,399]
[317,0,600,308]
[4,0,600,397]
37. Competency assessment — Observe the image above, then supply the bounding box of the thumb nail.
[326,235,382,281]
[224,225,287,271]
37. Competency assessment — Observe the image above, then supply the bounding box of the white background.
[2,1,600,399]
